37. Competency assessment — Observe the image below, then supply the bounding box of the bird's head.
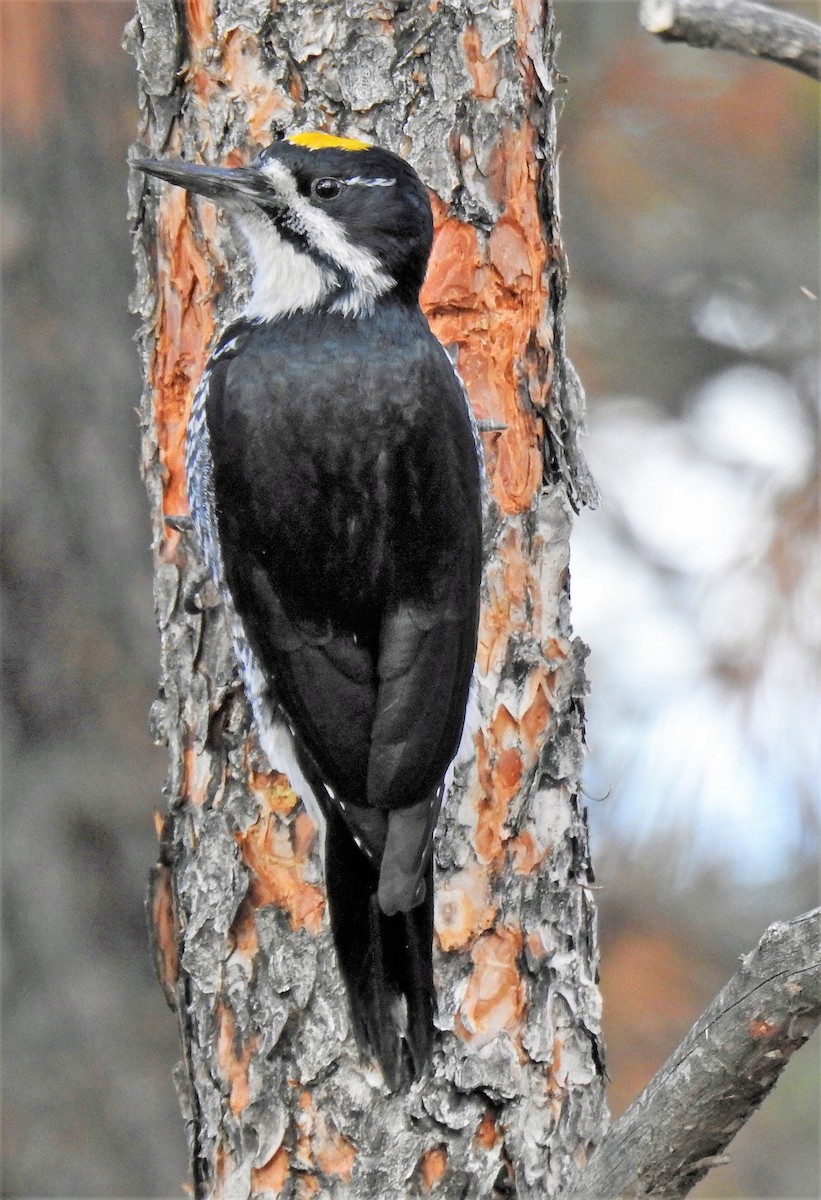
[132,132,434,320]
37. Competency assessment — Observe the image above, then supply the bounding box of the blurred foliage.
[1,1,818,1196]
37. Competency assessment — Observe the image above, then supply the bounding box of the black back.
[205,300,482,816]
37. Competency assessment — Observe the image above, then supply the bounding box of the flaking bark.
[127,2,605,1196]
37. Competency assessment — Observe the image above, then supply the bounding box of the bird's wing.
[218,532,379,810]
[365,587,479,914]
[224,540,479,817]
[368,593,478,810]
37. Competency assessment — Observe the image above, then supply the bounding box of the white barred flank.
[185,368,224,585]
[185,362,327,841]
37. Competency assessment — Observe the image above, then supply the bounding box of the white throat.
[238,212,336,322]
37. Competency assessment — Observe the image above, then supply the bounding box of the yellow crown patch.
[286,131,371,153]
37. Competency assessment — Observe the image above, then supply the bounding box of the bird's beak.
[131,158,272,209]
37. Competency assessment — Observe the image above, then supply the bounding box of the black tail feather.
[324,807,435,1088]
[381,858,434,1078]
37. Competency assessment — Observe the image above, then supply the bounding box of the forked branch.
[564,907,821,1199]
[640,0,821,80]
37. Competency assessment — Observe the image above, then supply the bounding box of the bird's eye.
[312,177,343,201]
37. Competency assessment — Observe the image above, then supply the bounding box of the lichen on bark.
[127,1,606,1195]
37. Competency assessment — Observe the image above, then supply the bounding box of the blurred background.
[1,1,817,1196]
[555,5,820,1196]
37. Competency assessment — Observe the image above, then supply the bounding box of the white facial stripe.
[237,211,337,321]
[258,159,395,316]
[346,176,395,188]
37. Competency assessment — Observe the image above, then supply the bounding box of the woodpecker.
[134,132,483,1086]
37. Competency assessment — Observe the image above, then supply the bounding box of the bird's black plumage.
[206,304,481,809]
[135,133,483,1085]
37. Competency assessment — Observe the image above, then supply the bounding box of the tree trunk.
[127,2,605,1196]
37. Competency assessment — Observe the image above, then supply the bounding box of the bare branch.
[640,0,821,80]
[564,907,821,1200]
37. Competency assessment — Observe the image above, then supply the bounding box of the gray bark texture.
[639,0,821,81]
[126,1,605,1197]
[565,907,821,1200]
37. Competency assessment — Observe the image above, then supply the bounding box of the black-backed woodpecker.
[134,132,483,1087]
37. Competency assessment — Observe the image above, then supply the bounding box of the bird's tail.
[324,806,435,1088]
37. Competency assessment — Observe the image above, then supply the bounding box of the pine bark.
[127,2,605,1196]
